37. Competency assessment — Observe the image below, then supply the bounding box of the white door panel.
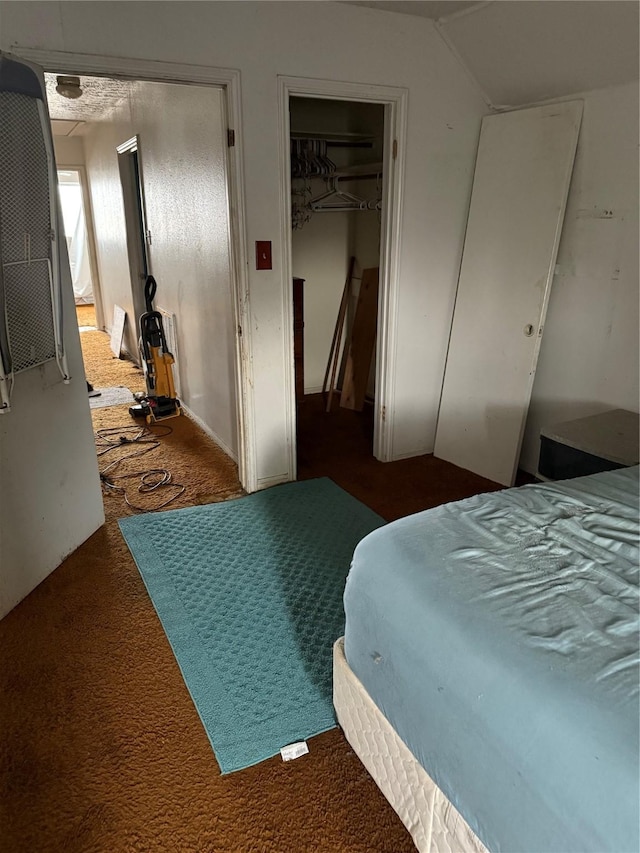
[434,101,583,486]
[0,51,104,619]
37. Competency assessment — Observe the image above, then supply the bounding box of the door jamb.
[56,163,105,331]
[277,76,407,478]
[116,134,151,350]
[16,49,256,492]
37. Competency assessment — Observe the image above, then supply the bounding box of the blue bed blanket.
[344,466,639,853]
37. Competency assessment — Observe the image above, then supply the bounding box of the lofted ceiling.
[342,1,639,107]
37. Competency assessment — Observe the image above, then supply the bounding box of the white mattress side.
[333,637,489,853]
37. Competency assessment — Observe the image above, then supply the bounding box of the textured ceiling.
[45,73,131,121]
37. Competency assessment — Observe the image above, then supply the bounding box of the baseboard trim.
[390,447,433,461]
[256,472,291,491]
[181,403,238,463]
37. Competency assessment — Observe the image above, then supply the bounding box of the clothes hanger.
[309,176,368,211]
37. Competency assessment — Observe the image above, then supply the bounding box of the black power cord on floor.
[95,425,186,512]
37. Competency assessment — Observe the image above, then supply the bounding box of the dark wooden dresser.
[293,277,304,399]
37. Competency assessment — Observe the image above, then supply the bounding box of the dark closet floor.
[296,393,534,521]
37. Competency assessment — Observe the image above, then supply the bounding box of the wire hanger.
[291,138,337,180]
[309,176,368,212]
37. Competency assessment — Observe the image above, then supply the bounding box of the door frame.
[278,76,408,478]
[55,163,105,330]
[15,48,255,491]
[116,134,151,352]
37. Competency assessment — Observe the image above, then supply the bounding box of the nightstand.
[538,409,639,480]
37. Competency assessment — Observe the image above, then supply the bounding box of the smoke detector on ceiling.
[55,76,83,100]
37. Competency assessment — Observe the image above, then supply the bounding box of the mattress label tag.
[280,741,309,762]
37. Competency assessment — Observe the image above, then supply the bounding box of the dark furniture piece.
[293,277,305,399]
[538,408,639,480]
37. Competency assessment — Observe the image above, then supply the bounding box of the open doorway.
[286,93,392,484]
[57,168,96,309]
[45,71,242,466]
[290,96,384,478]
[279,76,407,488]
[57,166,100,344]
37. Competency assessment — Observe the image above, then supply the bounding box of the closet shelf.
[291,131,374,148]
[334,162,383,180]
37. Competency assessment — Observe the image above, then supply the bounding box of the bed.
[333,466,639,853]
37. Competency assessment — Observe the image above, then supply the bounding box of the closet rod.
[334,161,383,181]
[326,141,373,149]
[290,131,374,142]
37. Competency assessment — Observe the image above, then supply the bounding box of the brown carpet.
[297,394,506,520]
[0,316,421,853]
[76,303,97,327]
[83,338,146,398]
[77,304,144,394]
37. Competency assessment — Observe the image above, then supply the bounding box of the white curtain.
[58,179,93,304]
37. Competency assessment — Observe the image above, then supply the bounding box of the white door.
[434,101,583,486]
[0,52,104,619]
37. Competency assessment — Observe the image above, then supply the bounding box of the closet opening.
[289,96,386,483]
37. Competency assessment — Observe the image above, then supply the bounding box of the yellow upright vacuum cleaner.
[129,275,182,424]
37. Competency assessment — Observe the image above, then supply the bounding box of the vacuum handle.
[140,311,169,361]
[144,275,157,314]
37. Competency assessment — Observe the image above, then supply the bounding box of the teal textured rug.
[118,478,384,773]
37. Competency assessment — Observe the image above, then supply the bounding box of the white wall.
[82,108,136,348]
[53,134,84,165]
[292,206,381,395]
[83,81,238,457]
[520,81,640,473]
[292,209,351,393]
[0,1,488,487]
[292,196,384,394]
